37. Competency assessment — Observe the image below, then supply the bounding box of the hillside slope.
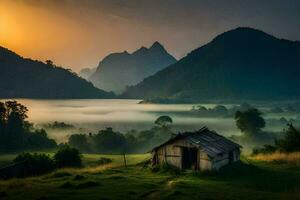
[0,47,114,99]
[122,27,300,102]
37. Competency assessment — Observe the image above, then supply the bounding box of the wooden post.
[123,153,127,168]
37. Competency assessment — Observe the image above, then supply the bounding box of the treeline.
[191,103,300,118]
[191,103,253,117]
[68,116,174,154]
[230,107,300,154]
[253,124,300,155]
[0,101,56,152]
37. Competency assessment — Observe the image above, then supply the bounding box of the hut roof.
[152,127,241,158]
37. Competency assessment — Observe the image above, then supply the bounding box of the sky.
[0,0,300,72]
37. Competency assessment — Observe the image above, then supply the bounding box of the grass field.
[1,153,300,200]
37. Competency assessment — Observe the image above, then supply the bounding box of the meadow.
[1,153,300,200]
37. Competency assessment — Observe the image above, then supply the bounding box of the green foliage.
[252,145,277,156]
[54,145,82,168]
[68,124,173,154]
[92,128,127,154]
[276,124,300,152]
[13,152,55,177]
[69,134,90,152]
[235,108,265,138]
[0,101,56,151]
[154,116,173,128]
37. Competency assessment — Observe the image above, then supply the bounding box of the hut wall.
[153,140,240,171]
[198,151,213,170]
[212,148,240,170]
[212,153,229,170]
[154,139,196,169]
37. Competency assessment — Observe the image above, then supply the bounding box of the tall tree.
[276,124,300,152]
[154,116,173,128]
[5,101,29,149]
[235,108,265,138]
[0,102,6,147]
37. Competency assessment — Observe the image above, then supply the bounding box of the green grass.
[1,154,300,200]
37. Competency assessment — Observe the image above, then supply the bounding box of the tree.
[45,60,53,66]
[92,128,127,154]
[4,101,29,149]
[54,145,82,168]
[234,108,265,138]
[0,100,56,151]
[69,134,90,152]
[276,124,300,152]
[0,102,6,147]
[154,116,173,128]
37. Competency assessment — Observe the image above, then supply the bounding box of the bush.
[13,152,55,177]
[54,145,82,168]
[252,144,277,156]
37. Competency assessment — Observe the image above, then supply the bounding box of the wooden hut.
[151,127,241,171]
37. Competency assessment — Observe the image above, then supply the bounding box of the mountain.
[0,46,114,99]
[79,67,96,79]
[88,42,177,94]
[122,27,300,102]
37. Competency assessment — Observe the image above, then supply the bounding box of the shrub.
[13,152,55,177]
[54,145,82,168]
[252,144,277,156]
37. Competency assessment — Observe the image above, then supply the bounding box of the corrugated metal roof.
[152,127,241,157]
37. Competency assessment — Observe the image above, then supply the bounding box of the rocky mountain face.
[88,42,176,94]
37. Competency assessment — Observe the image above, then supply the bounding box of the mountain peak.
[122,27,300,102]
[150,41,165,51]
[213,27,276,44]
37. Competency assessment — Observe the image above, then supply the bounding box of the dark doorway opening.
[229,151,234,163]
[182,147,198,169]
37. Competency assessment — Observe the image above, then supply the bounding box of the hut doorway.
[182,147,198,169]
[229,151,234,163]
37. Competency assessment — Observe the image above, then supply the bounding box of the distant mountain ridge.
[79,67,96,79]
[122,27,300,102]
[88,42,177,94]
[0,46,114,99]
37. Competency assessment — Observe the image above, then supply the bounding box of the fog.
[2,99,299,143]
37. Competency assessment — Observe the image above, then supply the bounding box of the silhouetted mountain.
[0,46,114,99]
[122,27,300,102]
[79,67,96,79]
[89,42,176,94]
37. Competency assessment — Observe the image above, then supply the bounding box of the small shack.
[151,127,241,171]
